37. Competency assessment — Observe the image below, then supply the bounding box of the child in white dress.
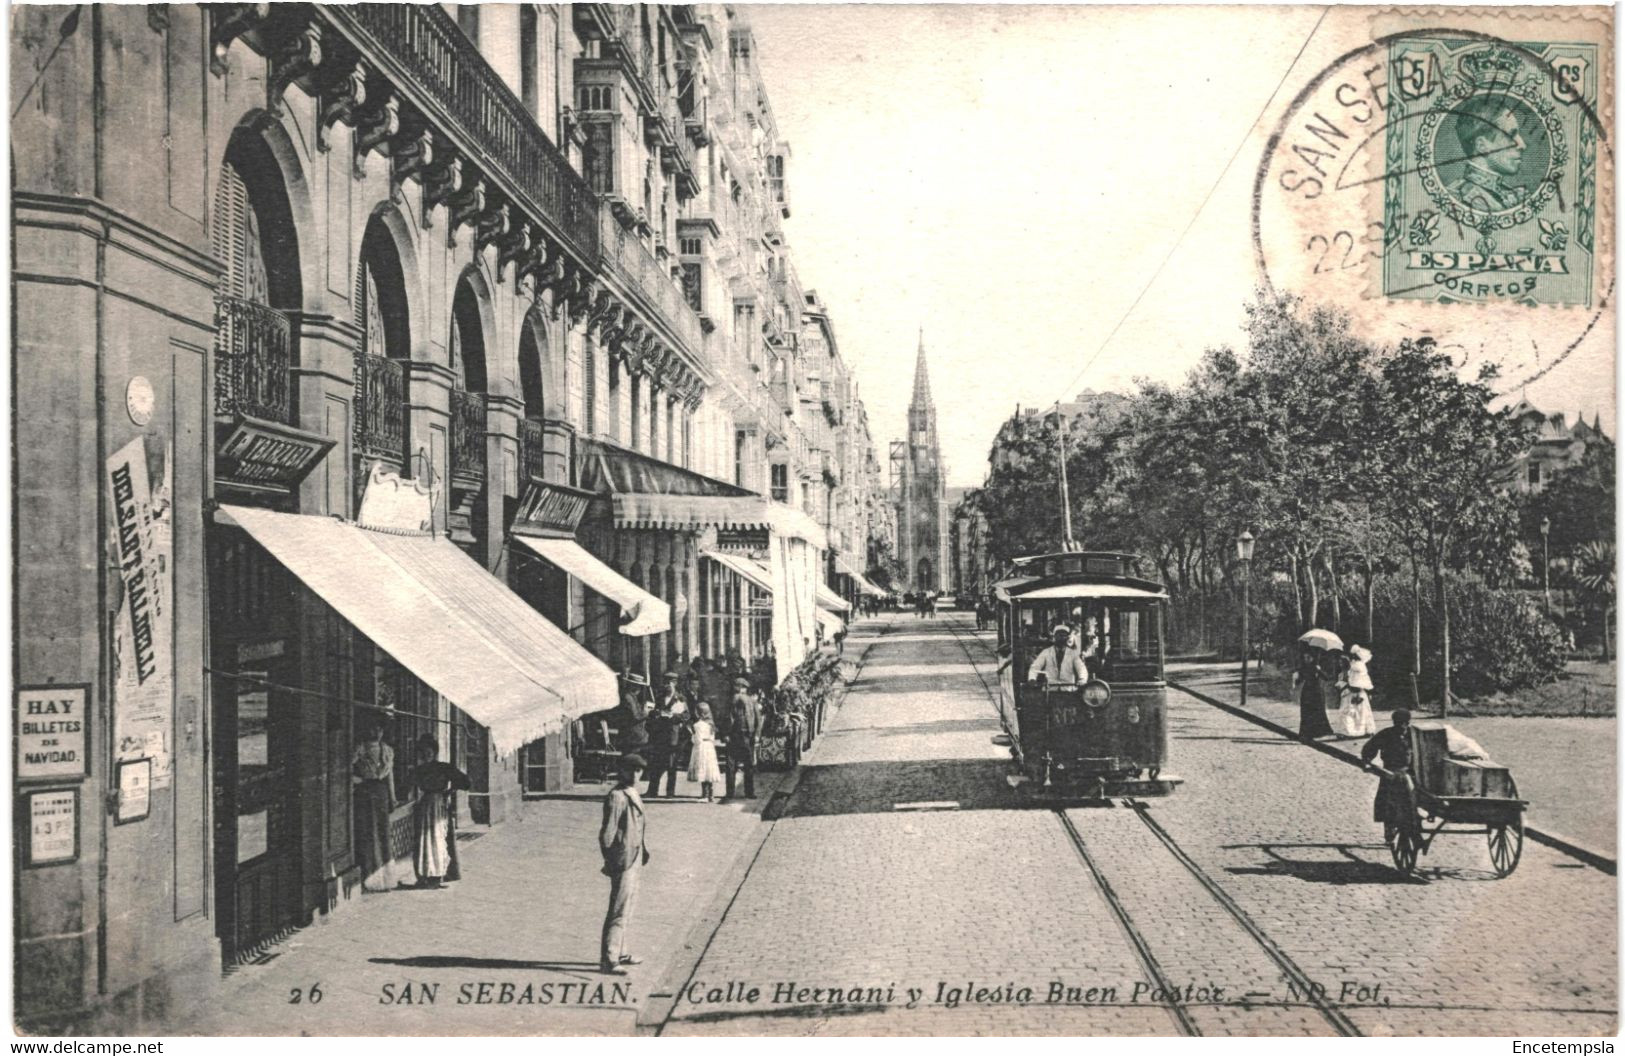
[687,702,723,802]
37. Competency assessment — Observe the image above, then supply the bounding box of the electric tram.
[993,549,1180,797]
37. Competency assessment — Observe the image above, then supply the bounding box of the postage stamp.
[1380,38,1601,307]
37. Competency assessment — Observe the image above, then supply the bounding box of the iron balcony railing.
[322,4,599,263]
[355,352,406,464]
[449,387,486,487]
[599,209,704,359]
[518,416,547,485]
[215,295,296,425]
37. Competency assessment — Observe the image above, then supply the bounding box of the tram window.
[1118,611,1142,659]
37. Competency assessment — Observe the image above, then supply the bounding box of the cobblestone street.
[163,613,1615,1037]
[659,613,1616,1037]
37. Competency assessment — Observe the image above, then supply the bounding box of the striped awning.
[217,505,617,754]
[612,493,828,548]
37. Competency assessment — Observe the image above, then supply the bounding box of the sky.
[747,5,1618,486]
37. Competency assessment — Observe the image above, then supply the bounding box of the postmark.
[1253,12,1612,389]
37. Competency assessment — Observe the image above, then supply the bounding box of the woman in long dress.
[409,735,470,889]
[1296,648,1336,739]
[1333,645,1378,737]
[687,703,723,802]
[351,723,396,892]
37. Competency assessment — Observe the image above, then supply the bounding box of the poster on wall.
[106,437,173,789]
[26,789,79,867]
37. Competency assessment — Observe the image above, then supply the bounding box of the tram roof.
[999,581,1168,602]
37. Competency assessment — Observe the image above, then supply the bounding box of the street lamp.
[1540,516,1551,615]
[1236,530,1255,708]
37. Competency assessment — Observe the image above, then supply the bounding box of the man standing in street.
[1361,708,1416,824]
[724,676,761,800]
[643,671,686,798]
[599,754,650,975]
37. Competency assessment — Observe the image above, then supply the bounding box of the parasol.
[1297,629,1344,651]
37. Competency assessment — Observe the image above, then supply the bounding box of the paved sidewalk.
[167,660,874,1036]
[1169,662,1617,857]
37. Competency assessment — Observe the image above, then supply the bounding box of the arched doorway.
[446,273,490,563]
[917,557,934,593]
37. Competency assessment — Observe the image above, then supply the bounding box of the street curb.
[634,618,895,1035]
[1167,678,1617,876]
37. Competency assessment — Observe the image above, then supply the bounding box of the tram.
[993,549,1180,797]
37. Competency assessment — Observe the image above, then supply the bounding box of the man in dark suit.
[1361,709,1415,824]
[724,676,761,800]
[599,754,650,975]
[643,671,686,798]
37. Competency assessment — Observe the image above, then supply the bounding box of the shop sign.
[15,685,89,783]
[716,527,770,559]
[513,482,594,538]
[107,437,173,788]
[27,789,79,867]
[216,416,334,495]
[357,462,436,533]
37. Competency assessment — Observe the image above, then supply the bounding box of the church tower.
[899,329,945,591]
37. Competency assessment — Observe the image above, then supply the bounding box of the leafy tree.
[1524,435,1616,558]
[1370,338,1529,715]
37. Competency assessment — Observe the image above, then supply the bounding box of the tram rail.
[939,614,1364,1037]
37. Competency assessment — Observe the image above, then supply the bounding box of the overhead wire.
[1046,7,1332,413]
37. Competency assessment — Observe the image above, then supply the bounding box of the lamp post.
[1236,530,1255,708]
[1540,516,1551,615]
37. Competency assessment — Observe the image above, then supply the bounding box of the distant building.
[1505,399,1608,492]
[893,334,947,591]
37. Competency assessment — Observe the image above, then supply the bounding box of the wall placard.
[26,789,79,867]
[116,758,152,824]
[15,684,89,783]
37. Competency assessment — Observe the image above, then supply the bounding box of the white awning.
[702,550,774,594]
[217,505,618,755]
[815,583,851,613]
[816,607,845,636]
[612,493,828,548]
[832,553,884,595]
[513,536,670,636]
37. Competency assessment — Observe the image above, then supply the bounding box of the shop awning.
[217,505,618,754]
[613,493,828,548]
[702,550,775,594]
[834,553,887,596]
[815,583,851,613]
[815,607,845,637]
[512,536,670,636]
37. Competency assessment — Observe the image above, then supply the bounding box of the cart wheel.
[1388,821,1421,876]
[1487,815,1525,877]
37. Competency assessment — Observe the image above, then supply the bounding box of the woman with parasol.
[1293,629,1341,739]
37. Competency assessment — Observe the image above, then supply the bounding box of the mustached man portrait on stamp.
[7,2,1617,1046]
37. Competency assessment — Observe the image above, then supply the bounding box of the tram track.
[939,615,1363,1037]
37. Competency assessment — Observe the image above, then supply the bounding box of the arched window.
[518,313,548,484]
[354,217,411,469]
[448,277,488,490]
[211,134,300,427]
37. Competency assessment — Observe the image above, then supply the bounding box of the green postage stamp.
[1382,38,1601,307]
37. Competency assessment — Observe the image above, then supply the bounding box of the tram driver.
[1027,624,1090,686]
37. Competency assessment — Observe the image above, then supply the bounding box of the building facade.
[11,2,883,1031]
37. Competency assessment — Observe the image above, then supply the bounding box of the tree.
[1571,540,1616,661]
[1371,338,1529,715]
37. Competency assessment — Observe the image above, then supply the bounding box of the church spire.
[911,327,932,409]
